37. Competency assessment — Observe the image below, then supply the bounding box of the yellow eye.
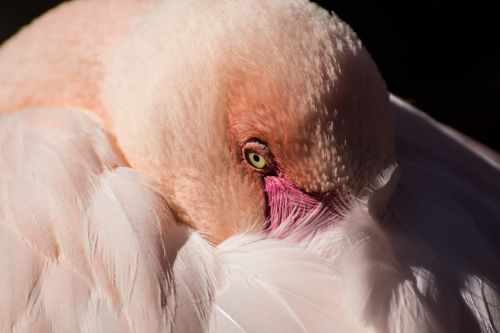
[245,150,267,169]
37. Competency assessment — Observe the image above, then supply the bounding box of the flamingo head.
[107,0,394,243]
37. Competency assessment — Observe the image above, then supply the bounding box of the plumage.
[0,1,499,332]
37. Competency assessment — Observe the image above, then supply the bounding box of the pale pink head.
[106,0,394,242]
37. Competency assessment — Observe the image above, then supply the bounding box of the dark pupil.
[252,154,261,163]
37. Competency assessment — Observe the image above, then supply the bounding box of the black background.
[1,1,498,150]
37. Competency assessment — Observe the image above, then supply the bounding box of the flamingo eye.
[245,150,267,169]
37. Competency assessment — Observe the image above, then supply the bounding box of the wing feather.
[299,97,500,333]
[0,108,216,332]
[211,235,372,333]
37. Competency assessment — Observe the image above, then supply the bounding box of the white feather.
[211,234,370,333]
[0,109,217,332]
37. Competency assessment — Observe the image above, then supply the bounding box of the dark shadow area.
[316,2,500,151]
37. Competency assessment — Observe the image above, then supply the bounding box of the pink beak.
[264,175,344,235]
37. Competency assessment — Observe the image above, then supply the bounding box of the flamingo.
[0,1,499,332]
